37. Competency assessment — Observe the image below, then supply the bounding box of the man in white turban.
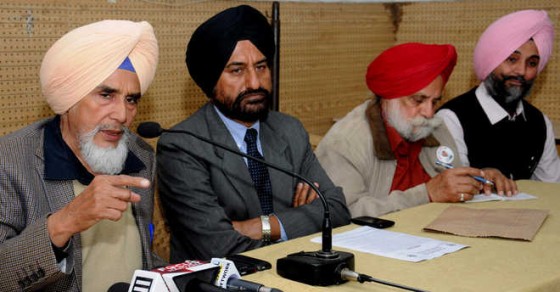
[0,20,162,291]
[438,10,560,183]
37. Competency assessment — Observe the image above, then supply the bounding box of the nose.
[419,101,435,119]
[245,67,261,90]
[512,61,526,77]
[110,97,128,123]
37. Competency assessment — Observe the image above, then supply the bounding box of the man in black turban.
[157,5,350,261]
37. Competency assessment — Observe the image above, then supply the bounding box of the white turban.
[473,10,554,81]
[40,20,159,114]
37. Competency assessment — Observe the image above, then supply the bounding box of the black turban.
[186,5,275,98]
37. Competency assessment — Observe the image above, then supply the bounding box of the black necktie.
[244,128,274,215]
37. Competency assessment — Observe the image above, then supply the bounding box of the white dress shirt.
[437,85,560,182]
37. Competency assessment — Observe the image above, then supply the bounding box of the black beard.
[212,88,271,123]
[483,73,533,114]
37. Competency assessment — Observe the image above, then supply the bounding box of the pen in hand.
[435,161,495,186]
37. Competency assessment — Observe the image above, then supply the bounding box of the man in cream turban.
[316,43,515,218]
[438,10,560,182]
[157,5,350,261]
[0,20,162,291]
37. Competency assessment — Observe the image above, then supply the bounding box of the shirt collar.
[213,105,261,153]
[43,116,145,185]
[476,85,526,124]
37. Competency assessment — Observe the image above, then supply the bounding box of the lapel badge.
[436,146,455,164]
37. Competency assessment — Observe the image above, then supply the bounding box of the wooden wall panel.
[0,0,393,138]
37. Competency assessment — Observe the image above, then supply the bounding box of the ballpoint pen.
[435,160,495,186]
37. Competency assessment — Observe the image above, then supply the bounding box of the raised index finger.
[103,174,151,189]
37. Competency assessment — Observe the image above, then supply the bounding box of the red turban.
[365,43,457,99]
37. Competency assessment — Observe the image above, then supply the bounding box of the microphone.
[127,258,280,292]
[227,278,282,292]
[210,258,282,292]
[185,278,229,292]
[137,121,354,286]
[107,282,130,292]
[128,260,226,292]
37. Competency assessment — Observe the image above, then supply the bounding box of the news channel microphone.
[127,260,224,292]
[126,258,280,292]
[210,258,281,292]
[136,121,354,286]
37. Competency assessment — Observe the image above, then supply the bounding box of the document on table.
[311,226,467,262]
[467,192,536,203]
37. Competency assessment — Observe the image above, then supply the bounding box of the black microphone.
[183,278,230,292]
[107,282,130,292]
[136,121,164,138]
[137,121,354,286]
[227,278,282,292]
[171,265,227,292]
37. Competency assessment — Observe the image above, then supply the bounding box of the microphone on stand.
[137,121,354,286]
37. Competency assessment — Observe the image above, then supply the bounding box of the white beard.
[79,125,129,175]
[385,100,442,142]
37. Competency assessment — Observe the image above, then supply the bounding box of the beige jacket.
[316,99,461,217]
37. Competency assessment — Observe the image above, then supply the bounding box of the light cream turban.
[40,20,158,114]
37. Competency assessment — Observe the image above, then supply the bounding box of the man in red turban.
[316,43,515,217]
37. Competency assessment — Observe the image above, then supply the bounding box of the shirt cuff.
[52,240,73,274]
[276,216,288,242]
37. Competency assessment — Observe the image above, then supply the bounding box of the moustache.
[236,88,270,103]
[503,75,527,86]
[410,116,443,128]
[89,125,129,137]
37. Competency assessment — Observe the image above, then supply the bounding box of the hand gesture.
[47,175,150,247]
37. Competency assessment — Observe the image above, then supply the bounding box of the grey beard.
[79,126,129,175]
[483,73,533,108]
[385,100,442,142]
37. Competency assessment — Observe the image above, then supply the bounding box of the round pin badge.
[436,146,455,164]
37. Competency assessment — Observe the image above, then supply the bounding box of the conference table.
[242,180,560,291]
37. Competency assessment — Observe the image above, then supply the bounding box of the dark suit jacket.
[157,103,350,261]
[0,118,163,291]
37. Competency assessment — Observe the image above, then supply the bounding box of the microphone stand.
[137,122,354,286]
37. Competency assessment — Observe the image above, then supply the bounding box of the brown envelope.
[424,206,548,241]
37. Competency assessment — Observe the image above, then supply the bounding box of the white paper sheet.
[311,226,467,262]
[467,192,536,203]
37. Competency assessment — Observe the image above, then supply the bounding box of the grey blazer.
[0,118,163,291]
[157,103,350,262]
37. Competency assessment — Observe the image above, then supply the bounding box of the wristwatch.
[260,215,271,242]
